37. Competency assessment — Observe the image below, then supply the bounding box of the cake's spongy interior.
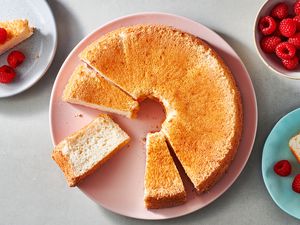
[290,133,300,155]
[62,116,129,177]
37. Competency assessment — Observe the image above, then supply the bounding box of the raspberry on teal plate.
[262,108,300,220]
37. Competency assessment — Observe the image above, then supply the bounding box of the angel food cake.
[79,24,243,193]
[55,24,243,208]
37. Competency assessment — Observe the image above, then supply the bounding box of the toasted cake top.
[144,132,185,198]
[0,19,33,42]
[62,64,139,118]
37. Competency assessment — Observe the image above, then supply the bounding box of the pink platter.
[49,12,257,220]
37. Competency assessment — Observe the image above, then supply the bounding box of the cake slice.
[289,133,300,163]
[144,132,186,209]
[52,114,130,187]
[62,64,139,118]
[0,19,34,55]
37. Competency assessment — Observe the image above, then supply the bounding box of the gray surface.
[1,0,300,224]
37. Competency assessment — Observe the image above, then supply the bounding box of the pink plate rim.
[49,12,258,220]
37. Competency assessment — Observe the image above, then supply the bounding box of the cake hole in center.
[136,98,166,135]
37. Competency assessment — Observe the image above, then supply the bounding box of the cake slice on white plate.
[0,19,34,55]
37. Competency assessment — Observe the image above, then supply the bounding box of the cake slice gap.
[144,132,186,209]
[52,114,130,187]
[164,136,197,196]
[79,30,137,100]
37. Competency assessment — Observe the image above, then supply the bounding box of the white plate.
[0,0,57,97]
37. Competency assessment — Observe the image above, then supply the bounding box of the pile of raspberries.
[259,1,300,70]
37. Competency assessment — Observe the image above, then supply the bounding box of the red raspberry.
[282,57,299,70]
[0,27,7,44]
[0,65,16,84]
[293,16,300,30]
[275,42,296,59]
[288,33,300,49]
[260,36,281,53]
[7,50,25,68]
[292,174,300,193]
[273,160,292,176]
[294,0,300,15]
[259,16,277,35]
[271,3,289,19]
[279,18,297,37]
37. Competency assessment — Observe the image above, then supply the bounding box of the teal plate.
[262,108,300,219]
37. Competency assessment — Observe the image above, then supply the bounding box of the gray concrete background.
[1,0,300,224]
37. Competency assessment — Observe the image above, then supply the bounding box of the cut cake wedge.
[62,64,139,118]
[144,132,186,209]
[0,19,34,55]
[52,114,130,187]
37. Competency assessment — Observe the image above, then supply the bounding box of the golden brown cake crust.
[0,19,33,41]
[144,132,186,209]
[52,141,78,186]
[80,24,243,193]
[62,64,139,118]
[0,19,34,56]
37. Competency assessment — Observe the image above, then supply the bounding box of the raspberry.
[7,51,25,68]
[0,65,16,84]
[292,174,300,193]
[273,160,292,176]
[275,42,296,59]
[259,16,277,35]
[282,57,299,70]
[293,16,300,30]
[271,3,289,19]
[294,0,300,15]
[279,18,297,37]
[0,27,7,44]
[288,33,300,49]
[260,36,281,53]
